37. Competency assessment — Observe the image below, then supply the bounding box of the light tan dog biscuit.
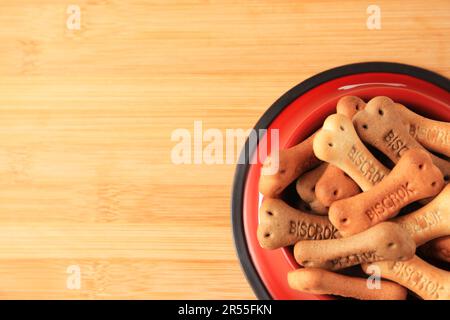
[311,97,363,206]
[257,198,339,250]
[394,185,449,246]
[394,102,450,157]
[294,222,415,270]
[420,236,450,263]
[336,95,366,119]
[329,149,444,236]
[353,96,450,181]
[363,255,450,300]
[259,133,321,198]
[302,97,364,208]
[296,164,328,215]
[315,164,361,207]
[313,114,390,191]
[288,268,407,300]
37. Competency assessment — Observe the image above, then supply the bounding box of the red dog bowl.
[232,62,450,300]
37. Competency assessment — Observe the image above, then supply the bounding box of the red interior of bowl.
[243,72,450,300]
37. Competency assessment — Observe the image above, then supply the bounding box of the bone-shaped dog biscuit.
[363,255,450,300]
[394,184,449,246]
[312,98,363,206]
[315,164,361,207]
[288,268,407,300]
[329,149,444,236]
[259,133,321,198]
[313,114,390,191]
[294,222,416,270]
[420,236,450,263]
[257,198,339,250]
[296,164,328,215]
[304,98,363,207]
[336,95,366,119]
[353,96,450,181]
[394,102,450,157]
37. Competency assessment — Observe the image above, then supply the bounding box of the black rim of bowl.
[231,61,450,300]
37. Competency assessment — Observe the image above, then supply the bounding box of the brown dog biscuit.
[353,96,450,181]
[288,268,407,300]
[315,164,361,207]
[329,149,444,236]
[394,102,450,157]
[363,255,450,300]
[394,185,450,246]
[296,164,328,215]
[313,114,390,191]
[336,95,366,119]
[420,236,450,263]
[257,198,339,250]
[294,222,416,270]
[259,133,321,198]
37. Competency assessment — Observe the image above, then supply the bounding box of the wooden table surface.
[0,0,448,299]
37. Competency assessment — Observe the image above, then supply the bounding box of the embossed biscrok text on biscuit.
[363,255,450,300]
[393,102,450,157]
[329,149,444,236]
[257,198,339,250]
[394,184,449,246]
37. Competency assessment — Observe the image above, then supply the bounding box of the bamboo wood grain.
[0,0,448,299]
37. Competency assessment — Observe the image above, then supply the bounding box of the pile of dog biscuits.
[258,96,450,300]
